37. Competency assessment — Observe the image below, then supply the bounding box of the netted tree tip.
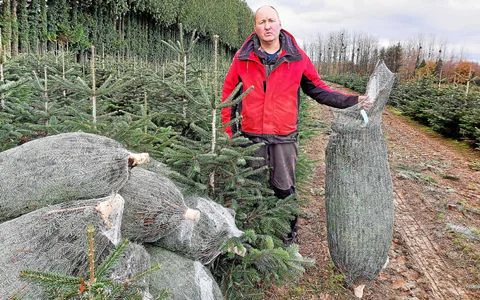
[184,208,200,222]
[155,196,244,264]
[354,284,365,298]
[128,152,150,168]
[95,194,123,229]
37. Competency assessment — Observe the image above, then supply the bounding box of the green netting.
[0,194,150,298]
[146,245,223,300]
[325,60,396,286]
[120,167,199,243]
[154,196,243,264]
[0,132,149,222]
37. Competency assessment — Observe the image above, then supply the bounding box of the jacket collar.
[237,29,302,62]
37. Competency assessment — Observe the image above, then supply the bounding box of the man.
[221,5,373,243]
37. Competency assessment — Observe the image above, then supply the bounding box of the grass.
[469,160,480,171]
[394,165,437,185]
[437,212,445,221]
[323,261,347,292]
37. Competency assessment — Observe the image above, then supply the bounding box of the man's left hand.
[358,95,374,110]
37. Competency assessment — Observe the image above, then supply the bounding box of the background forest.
[303,31,480,148]
[0,0,479,299]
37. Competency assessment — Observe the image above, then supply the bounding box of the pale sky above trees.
[246,0,480,62]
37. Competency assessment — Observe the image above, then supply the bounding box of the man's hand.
[358,95,374,110]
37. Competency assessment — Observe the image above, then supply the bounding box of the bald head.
[254,6,280,24]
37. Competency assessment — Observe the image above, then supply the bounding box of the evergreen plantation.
[1,1,479,299]
[0,0,252,61]
[0,1,314,299]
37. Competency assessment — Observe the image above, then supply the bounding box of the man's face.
[254,7,281,44]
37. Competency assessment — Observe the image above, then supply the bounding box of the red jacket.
[221,30,358,141]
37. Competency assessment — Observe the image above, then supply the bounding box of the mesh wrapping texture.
[325,60,395,286]
[0,194,149,298]
[142,158,174,178]
[146,245,223,300]
[0,132,145,221]
[110,242,152,299]
[154,196,243,264]
[120,167,195,243]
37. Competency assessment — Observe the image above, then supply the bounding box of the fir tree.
[158,29,313,300]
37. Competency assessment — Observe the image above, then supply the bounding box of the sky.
[245,0,480,62]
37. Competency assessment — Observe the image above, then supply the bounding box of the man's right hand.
[358,95,374,110]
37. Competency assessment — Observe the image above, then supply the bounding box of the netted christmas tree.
[0,132,149,221]
[146,245,223,300]
[325,60,396,298]
[153,195,244,264]
[119,167,201,243]
[0,194,152,299]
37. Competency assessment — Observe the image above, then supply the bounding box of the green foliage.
[379,42,402,73]
[20,226,160,299]
[215,231,314,300]
[28,0,40,52]
[156,33,314,299]
[0,52,175,154]
[323,73,369,94]
[1,0,12,57]
[6,0,252,60]
[1,21,315,299]
[18,0,29,52]
[390,76,480,147]
[460,104,480,148]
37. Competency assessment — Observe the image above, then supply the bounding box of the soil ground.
[266,83,480,300]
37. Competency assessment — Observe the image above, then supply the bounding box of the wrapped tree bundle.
[0,194,149,298]
[145,245,223,300]
[0,132,149,221]
[110,242,153,299]
[325,61,395,297]
[120,168,200,243]
[154,196,243,264]
[142,158,175,178]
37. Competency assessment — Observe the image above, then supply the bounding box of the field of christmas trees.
[0,1,317,298]
[1,1,480,299]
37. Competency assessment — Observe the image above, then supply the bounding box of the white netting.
[142,158,175,178]
[0,131,246,297]
[0,132,149,221]
[120,167,199,243]
[325,60,396,286]
[154,196,243,264]
[110,242,152,299]
[0,194,149,298]
[146,245,223,300]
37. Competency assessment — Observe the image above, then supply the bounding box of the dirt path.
[267,83,480,299]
